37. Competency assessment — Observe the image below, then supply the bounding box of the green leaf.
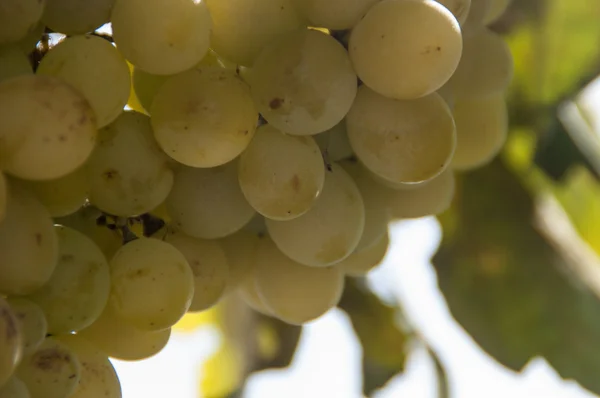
[338,278,410,395]
[433,159,600,395]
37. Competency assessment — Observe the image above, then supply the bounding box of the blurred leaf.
[338,279,410,395]
[433,159,600,395]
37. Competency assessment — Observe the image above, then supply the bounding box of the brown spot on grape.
[35,233,43,246]
[1,306,18,340]
[102,169,119,180]
[34,348,72,371]
[61,254,75,262]
[58,135,67,142]
[269,98,284,110]
[290,174,301,192]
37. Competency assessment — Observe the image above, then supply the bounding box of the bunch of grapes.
[0,0,513,396]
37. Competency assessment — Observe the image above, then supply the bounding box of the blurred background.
[114,0,600,396]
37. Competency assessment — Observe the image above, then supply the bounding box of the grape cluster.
[0,0,513,396]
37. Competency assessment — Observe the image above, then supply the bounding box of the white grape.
[205,0,305,66]
[86,111,174,217]
[16,337,81,398]
[435,0,471,24]
[266,163,365,267]
[37,35,130,128]
[0,376,30,398]
[16,22,44,54]
[0,75,97,180]
[292,0,379,30]
[462,0,491,31]
[250,29,357,136]
[6,298,47,357]
[78,304,171,361]
[0,183,58,296]
[314,120,354,162]
[0,171,6,222]
[56,335,122,398]
[167,162,256,239]
[0,0,45,45]
[238,124,325,220]
[151,68,258,168]
[349,0,462,99]
[0,46,32,83]
[109,237,194,331]
[346,86,456,184]
[337,233,390,276]
[0,297,22,387]
[254,238,344,324]
[238,276,272,316]
[111,0,211,75]
[42,0,115,35]
[484,0,512,25]
[220,230,261,292]
[26,226,111,334]
[131,67,169,114]
[157,228,229,312]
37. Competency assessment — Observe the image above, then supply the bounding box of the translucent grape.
[346,86,456,184]
[55,335,121,398]
[16,165,89,217]
[266,163,364,267]
[239,124,325,220]
[339,160,389,252]
[0,75,97,180]
[0,0,45,45]
[42,0,115,35]
[314,120,354,162]
[111,0,211,75]
[0,46,32,83]
[255,238,344,324]
[338,233,390,276]
[26,225,110,334]
[167,162,256,239]
[37,35,130,128]
[0,376,29,398]
[78,304,171,361]
[442,27,513,99]
[0,171,6,222]
[16,337,81,398]
[250,29,357,136]
[132,68,169,114]
[387,169,456,218]
[86,111,174,217]
[0,184,58,295]
[238,277,271,316]
[221,230,261,292]
[157,228,229,312]
[16,22,45,54]
[292,0,379,30]
[462,0,491,30]
[484,0,511,24]
[205,0,305,66]
[6,298,47,356]
[0,297,22,387]
[109,237,194,331]
[435,0,471,24]
[451,95,508,170]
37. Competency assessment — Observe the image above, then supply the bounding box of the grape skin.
[435,0,472,24]
[42,0,116,35]
[0,0,45,45]
[6,298,47,357]
[0,46,32,83]
[0,297,22,387]
[0,376,30,398]
[0,172,6,223]
[292,0,380,30]
[338,233,390,277]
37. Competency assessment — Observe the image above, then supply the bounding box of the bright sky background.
[112,218,599,398]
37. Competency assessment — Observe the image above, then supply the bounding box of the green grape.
[441,27,513,99]
[349,0,462,100]
[86,111,174,217]
[132,68,169,114]
[26,225,110,334]
[0,376,30,398]
[250,29,357,136]
[254,238,344,325]
[238,124,325,220]
[167,162,256,239]
[109,237,194,331]
[338,233,390,277]
[54,206,122,261]
[151,68,258,168]
[16,165,89,217]
[16,22,44,54]
[435,0,471,24]
[292,0,378,30]
[220,230,261,292]
[0,297,22,387]
[205,0,305,66]
[266,163,364,267]
[451,95,508,170]
[238,277,272,316]
[37,35,130,128]
[42,0,115,35]
[386,169,456,218]
[55,335,122,398]
[339,160,389,252]
[157,228,229,312]
[0,0,45,45]
[16,337,81,398]
[0,171,6,222]
[314,120,354,162]
[0,183,58,295]
[6,298,47,357]
[0,75,97,181]
[346,86,456,184]
[78,304,171,361]
[0,46,32,83]
[111,0,211,75]
[484,0,511,24]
